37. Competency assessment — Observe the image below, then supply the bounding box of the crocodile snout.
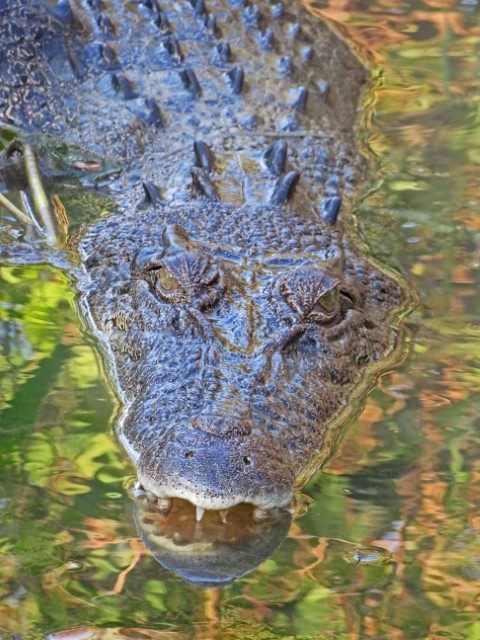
[135,416,295,518]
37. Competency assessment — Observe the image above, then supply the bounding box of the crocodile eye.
[308,285,341,324]
[317,288,339,313]
[158,267,178,291]
[276,268,342,323]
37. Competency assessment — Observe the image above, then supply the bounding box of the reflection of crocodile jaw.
[134,498,292,587]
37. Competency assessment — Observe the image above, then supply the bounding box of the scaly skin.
[1,0,407,517]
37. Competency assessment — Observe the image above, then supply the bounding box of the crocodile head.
[91,207,405,522]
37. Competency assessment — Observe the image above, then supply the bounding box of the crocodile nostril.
[243,455,251,465]
[185,450,195,458]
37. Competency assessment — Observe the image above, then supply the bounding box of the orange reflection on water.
[301,0,480,58]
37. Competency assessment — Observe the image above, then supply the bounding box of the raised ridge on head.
[264,139,288,175]
[191,167,219,201]
[142,181,163,206]
[320,196,342,225]
[179,67,201,96]
[194,140,216,174]
[161,34,183,63]
[269,170,299,205]
[225,66,244,94]
[112,73,138,99]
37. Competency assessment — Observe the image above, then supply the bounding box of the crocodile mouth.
[132,480,294,523]
[128,415,296,522]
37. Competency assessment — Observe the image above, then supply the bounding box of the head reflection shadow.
[134,498,292,588]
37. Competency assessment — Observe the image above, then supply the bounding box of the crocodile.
[1,0,408,581]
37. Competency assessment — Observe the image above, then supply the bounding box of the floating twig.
[0,190,35,227]
[23,143,59,244]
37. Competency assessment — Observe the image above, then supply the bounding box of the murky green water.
[1,1,479,638]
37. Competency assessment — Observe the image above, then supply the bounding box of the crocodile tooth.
[264,139,287,175]
[253,508,270,523]
[179,68,201,97]
[132,481,147,498]
[142,181,162,206]
[220,509,228,524]
[225,66,244,95]
[157,497,172,514]
[320,196,341,225]
[191,167,219,201]
[196,506,206,522]
[146,491,157,502]
[269,170,300,205]
[194,140,216,173]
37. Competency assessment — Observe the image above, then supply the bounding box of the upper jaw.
[132,417,296,518]
[137,470,294,512]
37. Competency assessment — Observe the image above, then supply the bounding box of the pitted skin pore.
[2,0,407,510]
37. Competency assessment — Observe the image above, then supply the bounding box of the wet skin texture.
[1,1,406,515]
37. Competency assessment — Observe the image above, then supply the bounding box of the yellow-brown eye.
[318,288,339,312]
[159,268,178,291]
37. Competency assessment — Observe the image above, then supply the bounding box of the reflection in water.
[1,0,480,638]
[134,499,292,587]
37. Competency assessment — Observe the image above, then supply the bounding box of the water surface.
[1,0,479,637]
